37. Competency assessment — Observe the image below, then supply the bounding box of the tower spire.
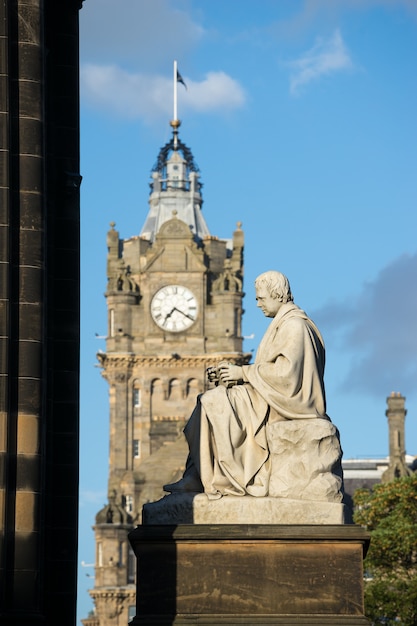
[140,63,210,242]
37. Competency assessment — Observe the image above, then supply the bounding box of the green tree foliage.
[353,473,417,626]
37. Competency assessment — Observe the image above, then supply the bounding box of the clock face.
[151,285,198,332]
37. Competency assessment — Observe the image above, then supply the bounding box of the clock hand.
[164,308,176,322]
[164,307,195,325]
[173,307,195,321]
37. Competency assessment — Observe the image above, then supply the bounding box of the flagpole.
[173,59,178,122]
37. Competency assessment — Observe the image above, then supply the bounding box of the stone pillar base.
[129,525,370,626]
[131,618,369,625]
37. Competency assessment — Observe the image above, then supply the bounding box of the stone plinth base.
[143,492,346,524]
[128,524,370,625]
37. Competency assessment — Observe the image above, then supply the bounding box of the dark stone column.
[0,0,82,623]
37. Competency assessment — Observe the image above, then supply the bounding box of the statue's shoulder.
[278,303,307,323]
[279,304,324,347]
[275,304,316,336]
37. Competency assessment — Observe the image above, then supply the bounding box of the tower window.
[133,388,141,407]
[110,309,115,337]
[125,495,133,513]
[128,605,136,622]
[128,548,136,584]
[133,439,140,458]
[97,542,103,567]
[234,308,239,336]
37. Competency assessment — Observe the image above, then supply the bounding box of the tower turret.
[381,392,412,482]
[141,121,210,242]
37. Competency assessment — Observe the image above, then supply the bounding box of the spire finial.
[170,119,180,148]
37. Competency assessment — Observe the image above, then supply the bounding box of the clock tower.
[84,119,249,626]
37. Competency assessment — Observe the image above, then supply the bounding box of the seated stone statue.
[164,270,343,503]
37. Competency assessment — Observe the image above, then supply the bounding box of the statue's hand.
[219,363,243,384]
[206,366,219,382]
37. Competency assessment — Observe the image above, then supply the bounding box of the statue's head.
[255,271,293,304]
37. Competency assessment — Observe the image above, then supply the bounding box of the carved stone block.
[143,492,346,524]
[267,419,343,502]
[129,524,370,625]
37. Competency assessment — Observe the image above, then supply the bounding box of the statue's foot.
[163,474,203,493]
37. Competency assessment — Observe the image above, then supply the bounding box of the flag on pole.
[176,69,187,90]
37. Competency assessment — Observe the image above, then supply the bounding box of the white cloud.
[183,72,246,112]
[288,29,354,95]
[313,252,417,398]
[81,64,246,121]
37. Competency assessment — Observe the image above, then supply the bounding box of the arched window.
[186,378,199,397]
[128,547,136,584]
[151,379,164,396]
[125,495,133,513]
[168,378,182,401]
[133,439,140,458]
[97,542,103,567]
[109,309,115,337]
[133,388,141,407]
[151,378,165,412]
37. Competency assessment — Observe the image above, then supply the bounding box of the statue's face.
[255,285,282,318]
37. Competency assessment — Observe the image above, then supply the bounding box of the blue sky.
[77,0,417,620]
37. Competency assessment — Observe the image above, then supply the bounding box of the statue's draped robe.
[184,303,330,498]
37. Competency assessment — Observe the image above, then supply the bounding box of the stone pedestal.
[143,493,347,524]
[128,524,370,625]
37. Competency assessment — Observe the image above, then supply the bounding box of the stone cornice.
[97,352,252,371]
[152,415,187,422]
[89,587,136,601]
